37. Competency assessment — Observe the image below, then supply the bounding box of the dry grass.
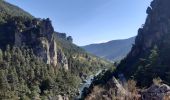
[153,77,162,85]
[163,93,170,100]
[85,79,142,100]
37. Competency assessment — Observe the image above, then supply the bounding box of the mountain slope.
[117,0,170,87]
[0,1,113,99]
[0,0,33,22]
[83,0,170,99]
[82,37,135,61]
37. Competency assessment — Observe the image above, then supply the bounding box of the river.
[76,69,103,99]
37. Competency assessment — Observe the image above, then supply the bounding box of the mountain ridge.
[82,36,135,62]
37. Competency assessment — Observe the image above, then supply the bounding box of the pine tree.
[149,45,159,63]
[0,49,3,61]
[0,70,11,99]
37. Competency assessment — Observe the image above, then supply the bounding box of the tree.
[0,70,11,99]
[30,85,41,99]
[149,45,159,63]
[0,49,3,61]
[67,36,73,43]
[7,67,19,91]
[40,77,54,93]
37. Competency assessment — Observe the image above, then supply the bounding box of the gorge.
[1,0,170,100]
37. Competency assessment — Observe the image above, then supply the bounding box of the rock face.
[112,77,128,96]
[117,0,170,86]
[85,77,127,100]
[0,17,68,69]
[57,49,69,70]
[14,18,59,67]
[85,77,141,100]
[141,84,170,100]
[56,95,69,100]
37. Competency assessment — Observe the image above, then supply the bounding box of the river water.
[76,70,103,99]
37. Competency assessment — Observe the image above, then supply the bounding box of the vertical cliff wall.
[117,0,170,86]
[0,17,68,70]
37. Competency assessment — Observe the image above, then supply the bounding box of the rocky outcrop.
[0,17,69,69]
[57,49,69,70]
[54,32,73,43]
[56,95,69,100]
[85,77,140,100]
[141,84,170,100]
[14,18,59,67]
[112,77,128,96]
[49,39,58,66]
[117,0,170,85]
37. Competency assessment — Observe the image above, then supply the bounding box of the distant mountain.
[82,37,135,62]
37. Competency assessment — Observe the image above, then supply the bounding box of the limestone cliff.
[117,0,170,86]
[0,17,68,70]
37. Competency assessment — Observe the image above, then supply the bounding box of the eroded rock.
[141,84,170,100]
[57,49,69,70]
[56,95,69,100]
[0,17,68,69]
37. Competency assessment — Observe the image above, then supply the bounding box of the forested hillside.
[82,37,135,62]
[0,1,113,99]
[0,0,33,23]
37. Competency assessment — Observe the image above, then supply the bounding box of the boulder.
[141,84,170,100]
[56,95,69,100]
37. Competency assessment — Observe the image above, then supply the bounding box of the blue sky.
[6,0,152,46]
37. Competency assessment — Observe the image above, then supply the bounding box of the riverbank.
[75,69,107,99]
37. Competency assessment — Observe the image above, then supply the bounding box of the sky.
[6,0,152,46]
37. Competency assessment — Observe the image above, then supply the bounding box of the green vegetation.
[81,67,115,99]
[0,46,75,99]
[0,18,112,99]
[118,35,170,87]
[0,1,115,99]
[0,0,33,23]
[55,35,113,76]
[115,0,170,88]
[0,1,113,99]
[132,45,159,86]
[0,45,112,99]
[82,37,135,62]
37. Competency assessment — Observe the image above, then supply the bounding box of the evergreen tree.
[0,70,11,99]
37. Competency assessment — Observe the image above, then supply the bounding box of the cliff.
[117,0,170,86]
[0,17,68,70]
